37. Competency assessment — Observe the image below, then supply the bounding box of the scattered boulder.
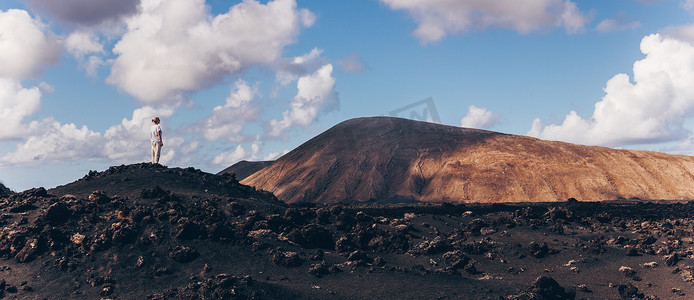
[619,266,641,281]
[529,241,557,258]
[44,203,71,226]
[169,246,199,263]
[411,236,448,255]
[509,276,576,300]
[286,224,334,249]
[307,262,331,277]
[15,238,43,263]
[617,283,644,299]
[88,191,110,204]
[158,273,259,299]
[175,220,202,240]
[665,253,680,267]
[271,248,304,267]
[140,186,169,199]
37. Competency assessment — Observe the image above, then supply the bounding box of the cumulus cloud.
[266,64,338,138]
[596,13,640,32]
[0,77,108,166]
[201,80,260,142]
[103,105,178,163]
[65,31,104,57]
[212,143,260,166]
[107,0,314,103]
[0,101,190,167]
[460,105,501,129]
[81,56,107,77]
[65,30,107,77]
[275,48,328,86]
[0,120,102,165]
[0,79,42,140]
[664,24,694,43]
[0,9,61,79]
[23,0,139,26]
[528,33,694,147]
[380,0,590,43]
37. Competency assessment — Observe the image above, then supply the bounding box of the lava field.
[0,164,693,299]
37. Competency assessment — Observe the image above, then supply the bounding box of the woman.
[150,117,163,164]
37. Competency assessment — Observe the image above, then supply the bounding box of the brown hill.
[242,117,694,203]
[216,160,274,180]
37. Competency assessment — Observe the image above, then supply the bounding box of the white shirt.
[150,124,162,142]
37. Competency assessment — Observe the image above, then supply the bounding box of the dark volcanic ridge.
[242,117,694,204]
[217,160,275,181]
[0,183,12,199]
[1,163,694,298]
[50,163,275,201]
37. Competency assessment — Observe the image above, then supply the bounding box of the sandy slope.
[242,117,694,203]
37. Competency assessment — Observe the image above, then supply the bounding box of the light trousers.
[151,141,162,164]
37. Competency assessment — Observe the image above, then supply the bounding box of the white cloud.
[0,9,61,79]
[0,84,185,166]
[264,149,290,161]
[561,1,589,34]
[684,0,694,13]
[212,143,260,166]
[103,105,177,163]
[336,51,369,74]
[65,30,108,77]
[65,31,104,57]
[460,105,501,129]
[528,33,694,147]
[201,79,260,142]
[24,0,139,26]
[180,141,199,155]
[275,48,327,86]
[596,13,640,33]
[0,120,102,165]
[266,64,338,138]
[107,0,314,103]
[82,56,107,77]
[38,82,55,93]
[380,0,590,43]
[664,24,694,44]
[0,79,42,140]
[596,19,641,32]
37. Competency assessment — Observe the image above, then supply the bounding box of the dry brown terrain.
[242,117,694,204]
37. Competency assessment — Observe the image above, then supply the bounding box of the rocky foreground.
[0,164,693,298]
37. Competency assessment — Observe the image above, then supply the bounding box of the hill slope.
[216,160,274,180]
[242,117,694,203]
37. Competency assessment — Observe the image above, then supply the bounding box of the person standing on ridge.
[150,117,163,164]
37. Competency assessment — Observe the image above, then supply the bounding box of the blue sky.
[1,0,694,191]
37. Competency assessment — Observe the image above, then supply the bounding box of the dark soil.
[0,163,692,299]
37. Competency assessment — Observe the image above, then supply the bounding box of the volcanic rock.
[0,182,12,198]
[618,283,644,299]
[2,163,694,298]
[509,276,576,299]
[241,117,694,203]
[216,160,274,180]
[169,245,199,263]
